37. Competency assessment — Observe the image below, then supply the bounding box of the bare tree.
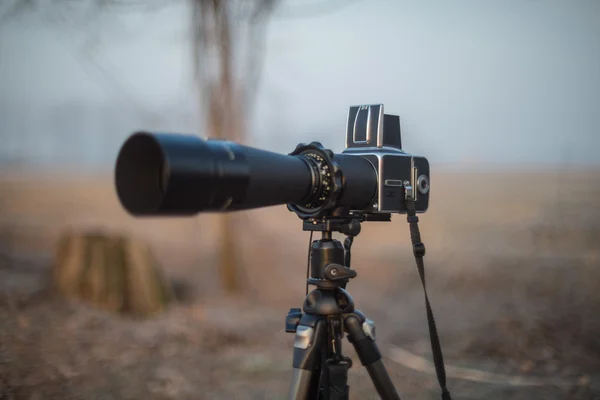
[1,0,278,294]
[191,0,276,292]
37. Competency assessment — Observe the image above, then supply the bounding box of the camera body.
[342,104,430,214]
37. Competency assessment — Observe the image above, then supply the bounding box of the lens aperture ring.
[287,142,343,218]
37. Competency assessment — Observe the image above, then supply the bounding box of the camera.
[341,104,429,214]
[113,104,452,400]
[114,104,429,218]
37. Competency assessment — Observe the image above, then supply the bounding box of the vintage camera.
[342,104,430,214]
[114,104,430,218]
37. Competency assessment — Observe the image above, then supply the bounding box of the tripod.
[285,217,401,400]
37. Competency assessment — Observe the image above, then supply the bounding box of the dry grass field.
[1,166,599,399]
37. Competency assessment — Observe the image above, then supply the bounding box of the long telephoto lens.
[115,132,377,217]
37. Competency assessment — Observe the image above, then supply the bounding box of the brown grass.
[1,167,599,399]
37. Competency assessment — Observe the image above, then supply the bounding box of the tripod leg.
[323,358,350,400]
[288,317,327,400]
[321,317,350,400]
[345,315,402,400]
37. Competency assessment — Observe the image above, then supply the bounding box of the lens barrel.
[115,132,376,217]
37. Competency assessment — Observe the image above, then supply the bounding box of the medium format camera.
[114,104,430,219]
[341,104,429,214]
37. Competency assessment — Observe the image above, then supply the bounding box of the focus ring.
[287,142,343,218]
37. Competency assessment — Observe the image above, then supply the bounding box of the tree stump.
[52,230,172,316]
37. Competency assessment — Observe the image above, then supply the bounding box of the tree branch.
[3,0,279,141]
[242,0,276,114]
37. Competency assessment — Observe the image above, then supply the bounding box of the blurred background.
[1,0,599,399]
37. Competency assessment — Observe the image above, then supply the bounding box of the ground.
[1,167,599,399]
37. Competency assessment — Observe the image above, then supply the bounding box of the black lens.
[115,133,167,214]
[115,132,377,216]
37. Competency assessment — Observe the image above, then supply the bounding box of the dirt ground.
[1,167,600,399]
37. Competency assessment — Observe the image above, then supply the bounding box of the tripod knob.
[324,264,357,282]
[286,308,303,333]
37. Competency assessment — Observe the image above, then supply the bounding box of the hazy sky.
[0,0,599,168]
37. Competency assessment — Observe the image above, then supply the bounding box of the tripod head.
[295,208,365,292]
[299,207,391,289]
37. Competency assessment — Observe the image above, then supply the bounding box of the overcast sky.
[0,0,599,169]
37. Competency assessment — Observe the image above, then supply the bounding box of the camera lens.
[417,174,429,194]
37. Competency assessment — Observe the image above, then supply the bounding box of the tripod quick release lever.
[324,264,357,282]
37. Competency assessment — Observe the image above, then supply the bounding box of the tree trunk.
[53,230,172,316]
[196,0,244,293]
[193,0,275,294]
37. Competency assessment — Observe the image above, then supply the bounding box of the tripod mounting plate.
[302,212,391,234]
[302,218,362,236]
